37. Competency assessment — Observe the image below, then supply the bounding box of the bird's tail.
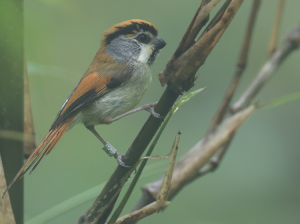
[2,117,73,198]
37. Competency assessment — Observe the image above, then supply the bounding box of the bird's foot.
[102,142,130,167]
[143,102,164,119]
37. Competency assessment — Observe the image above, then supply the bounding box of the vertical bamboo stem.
[0,1,24,223]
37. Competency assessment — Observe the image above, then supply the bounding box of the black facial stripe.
[105,22,157,44]
[148,49,158,65]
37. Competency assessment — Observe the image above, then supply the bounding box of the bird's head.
[101,19,166,65]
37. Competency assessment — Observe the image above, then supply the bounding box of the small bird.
[3,19,166,197]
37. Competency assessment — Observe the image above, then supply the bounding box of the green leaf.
[25,183,106,224]
[262,92,300,109]
[172,88,206,114]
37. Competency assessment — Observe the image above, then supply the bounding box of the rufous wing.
[50,64,133,130]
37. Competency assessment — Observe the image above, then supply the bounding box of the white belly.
[75,65,152,126]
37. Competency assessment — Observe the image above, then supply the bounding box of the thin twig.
[106,90,189,223]
[113,133,180,224]
[129,0,244,214]
[232,21,300,112]
[158,0,226,87]
[182,0,218,54]
[201,16,300,177]
[200,0,232,37]
[170,1,204,62]
[160,0,244,94]
[158,0,217,85]
[200,0,261,176]
[143,105,256,202]
[198,136,233,176]
[209,0,261,130]
[268,0,285,55]
[132,9,300,215]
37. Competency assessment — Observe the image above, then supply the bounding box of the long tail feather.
[2,118,73,198]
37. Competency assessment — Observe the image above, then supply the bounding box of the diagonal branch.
[200,16,300,176]
[232,21,300,112]
[209,0,261,130]
[113,132,180,224]
[200,0,261,175]
[162,0,220,74]
[159,0,244,94]
[134,104,256,210]
[134,18,300,213]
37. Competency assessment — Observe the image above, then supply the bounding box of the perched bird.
[3,19,166,197]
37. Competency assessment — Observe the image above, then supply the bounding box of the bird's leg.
[85,125,129,167]
[103,102,163,124]
[89,102,162,166]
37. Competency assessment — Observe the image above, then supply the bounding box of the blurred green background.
[23,1,300,223]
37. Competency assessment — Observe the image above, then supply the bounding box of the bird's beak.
[154,36,166,49]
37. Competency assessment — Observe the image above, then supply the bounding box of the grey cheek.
[106,38,141,63]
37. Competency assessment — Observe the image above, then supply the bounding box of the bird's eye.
[136,34,150,43]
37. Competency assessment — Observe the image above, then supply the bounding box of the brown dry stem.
[160,0,244,94]
[200,17,300,177]
[233,21,300,112]
[142,104,256,202]
[24,59,36,157]
[268,0,285,55]
[76,161,141,224]
[201,0,261,172]
[209,0,261,130]
[134,18,300,213]
[113,133,180,224]
[0,155,16,224]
